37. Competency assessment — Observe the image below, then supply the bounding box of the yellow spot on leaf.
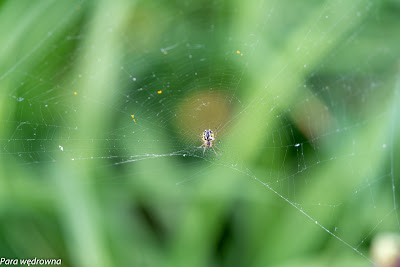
[236,50,240,54]
[241,53,243,56]
[163,51,167,55]
[131,115,136,123]
[74,92,78,95]
[157,90,162,94]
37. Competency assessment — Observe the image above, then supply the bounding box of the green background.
[0,0,400,266]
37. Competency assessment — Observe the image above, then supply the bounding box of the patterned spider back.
[203,129,213,141]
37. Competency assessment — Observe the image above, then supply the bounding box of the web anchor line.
[223,163,375,264]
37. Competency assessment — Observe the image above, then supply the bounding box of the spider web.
[1,0,400,265]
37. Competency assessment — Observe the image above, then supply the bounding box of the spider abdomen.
[199,129,222,159]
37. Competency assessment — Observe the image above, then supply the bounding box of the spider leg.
[198,143,205,149]
[212,146,219,160]
[214,144,223,152]
[203,146,206,158]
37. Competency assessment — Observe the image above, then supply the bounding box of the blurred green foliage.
[0,0,400,266]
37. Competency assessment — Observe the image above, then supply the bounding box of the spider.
[198,129,223,159]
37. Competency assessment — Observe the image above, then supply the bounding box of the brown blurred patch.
[290,96,338,142]
[175,90,233,141]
